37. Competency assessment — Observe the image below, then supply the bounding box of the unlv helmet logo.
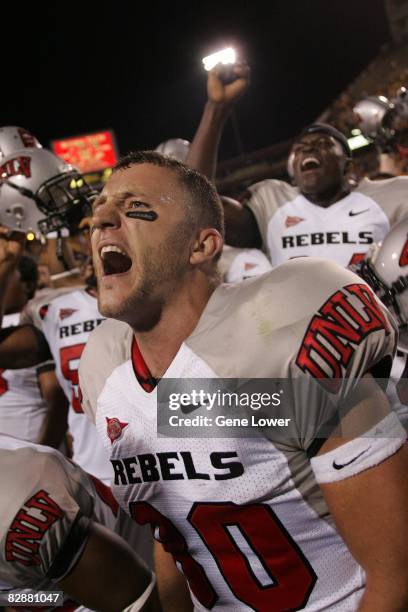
[106,417,128,444]
[0,156,32,181]
[399,239,408,266]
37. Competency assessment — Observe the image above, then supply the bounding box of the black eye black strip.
[126,211,158,222]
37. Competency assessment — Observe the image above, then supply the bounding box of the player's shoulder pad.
[236,257,370,322]
[193,257,378,350]
[22,287,77,327]
[247,178,297,197]
[357,175,408,198]
[0,436,94,583]
[0,436,79,515]
[79,318,132,422]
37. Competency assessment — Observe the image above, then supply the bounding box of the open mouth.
[301,156,321,171]
[100,245,132,276]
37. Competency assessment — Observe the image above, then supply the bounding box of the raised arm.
[186,66,261,248]
[186,63,250,180]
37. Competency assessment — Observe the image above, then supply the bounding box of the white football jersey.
[244,176,408,267]
[219,246,273,283]
[0,434,152,609]
[389,353,408,432]
[80,259,400,611]
[23,289,112,484]
[0,313,50,442]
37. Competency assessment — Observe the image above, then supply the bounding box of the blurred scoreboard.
[51,130,118,173]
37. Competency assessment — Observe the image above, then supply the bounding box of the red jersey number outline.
[59,344,86,413]
[0,369,8,396]
[130,500,316,611]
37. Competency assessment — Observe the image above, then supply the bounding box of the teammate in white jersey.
[0,434,156,611]
[219,246,272,282]
[0,225,112,482]
[79,151,408,611]
[186,66,408,268]
[21,272,112,483]
[0,254,68,447]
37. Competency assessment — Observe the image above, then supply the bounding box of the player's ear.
[286,151,297,185]
[344,157,353,175]
[190,228,223,266]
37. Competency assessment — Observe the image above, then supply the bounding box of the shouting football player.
[186,65,408,268]
[79,151,408,611]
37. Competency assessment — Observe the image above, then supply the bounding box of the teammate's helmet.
[359,219,408,353]
[353,96,394,141]
[0,147,96,235]
[154,138,190,162]
[0,126,42,160]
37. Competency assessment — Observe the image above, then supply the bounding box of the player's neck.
[301,183,350,208]
[133,277,218,379]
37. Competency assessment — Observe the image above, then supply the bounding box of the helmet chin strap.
[3,179,43,207]
[55,230,70,271]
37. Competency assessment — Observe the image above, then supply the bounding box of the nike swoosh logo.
[332,446,371,470]
[348,209,370,217]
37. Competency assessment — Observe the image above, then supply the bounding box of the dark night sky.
[3,0,391,160]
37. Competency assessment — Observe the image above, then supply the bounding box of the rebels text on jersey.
[79,259,402,611]
[23,289,111,483]
[244,176,408,267]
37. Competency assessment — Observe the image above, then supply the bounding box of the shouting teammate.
[79,151,408,611]
[186,66,408,268]
[21,256,111,481]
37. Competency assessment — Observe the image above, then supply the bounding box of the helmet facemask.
[359,258,408,352]
[35,171,97,234]
[4,169,97,235]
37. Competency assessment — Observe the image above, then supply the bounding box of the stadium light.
[202,47,236,71]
